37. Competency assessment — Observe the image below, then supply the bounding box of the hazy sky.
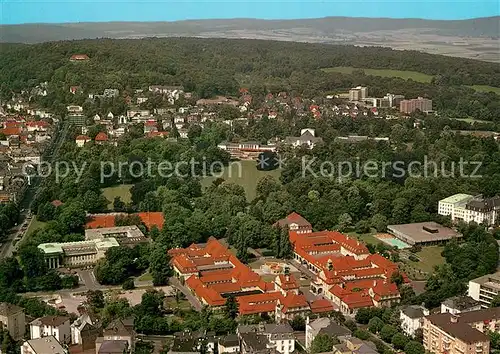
[1,0,499,24]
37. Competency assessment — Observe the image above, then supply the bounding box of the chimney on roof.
[327,259,333,271]
[373,280,377,287]
[450,314,459,323]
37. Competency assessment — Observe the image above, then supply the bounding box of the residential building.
[70,54,90,61]
[38,238,119,269]
[75,135,91,147]
[423,307,500,354]
[284,129,323,149]
[349,87,368,101]
[96,318,135,353]
[30,316,71,344]
[332,336,378,354]
[274,212,312,234]
[400,305,429,337]
[97,340,129,354]
[238,323,294,354]
[21,336,67,354]
[468,271,500,308]
[441,296,481,315]
[274,272,300,296]
[305,317,351,349]
[71,313,102,350]
[0,302,25,340]
[387,221,462,246]
[218,334,240,353]
[400,97,432,113]
[169,330,214,354]
[438,193,500,226]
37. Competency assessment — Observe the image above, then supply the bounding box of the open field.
[322,66,433,83]
[102,184,133,209]
[137,272,153,282]
[468,85,500,94]
[348,230,380,245]
[26,216,46,235]
[451,117,492,124]
[404,246,445,274]
[201,160,281,201]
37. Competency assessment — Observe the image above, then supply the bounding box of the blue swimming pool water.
[378,237,410,249]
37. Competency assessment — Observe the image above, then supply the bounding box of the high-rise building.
[400,97,433,113]
[349,86,368,101]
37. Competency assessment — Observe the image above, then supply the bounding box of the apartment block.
[400,97,432,113]
[423,308,500,354]
[349,86,368,101]
[0,302,26,340]
[468,271,500,308]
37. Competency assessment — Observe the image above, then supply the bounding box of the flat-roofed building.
[400,97,432,114]
[468,271,500,308]
[85,225,149,247]
[387,221,462,246]
[38,238,119,269]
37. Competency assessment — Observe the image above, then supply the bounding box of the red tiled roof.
[1,127,22,136]
[51,200,64,207]
[280,292,308,313]
[276,274,299,291]
[95,132,108,141]
[310,299,335,313]
[85,212,164,230]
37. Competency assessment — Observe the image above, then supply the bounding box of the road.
[169,276,202,311]
[0,120,69,259]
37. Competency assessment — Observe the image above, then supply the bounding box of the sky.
[1,0,499,25]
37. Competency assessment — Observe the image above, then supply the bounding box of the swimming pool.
[376,236,410,249]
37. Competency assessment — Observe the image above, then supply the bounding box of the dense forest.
[1,38,499,122]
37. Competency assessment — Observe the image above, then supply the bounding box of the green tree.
[225,295,239,320]
[380,324,398,343]
[122,278,135,290]
[290,316,305,331]
[391,333,408,350]
[403,341,425,354]
[491,295,500,307]
[149,245,173,286]
[371,213,388,232]
[311,333,336,353]
[337,213,353,232]
[368,316,384,333]
[354,329,370,340]
[86,290,105,310]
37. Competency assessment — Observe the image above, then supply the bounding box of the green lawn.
[102,184,133,209]
[137,272,153,282]
[164,297,191,310]
[347,230,380,245]
[322,66,433,83]
[26,216,46,236]
[452,117,491,124]
[201,160,281,201]
[468,85,500,95]
[405,246,445,274]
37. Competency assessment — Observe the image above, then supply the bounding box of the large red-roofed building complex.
[169,237,334,319]
[283,212,407,316]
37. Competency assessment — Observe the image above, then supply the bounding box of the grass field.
[322,66,433,83]
[452,117,492,124]
[26,216,46,236]
[102,184,133,209]
[469,85,500,94]
[137,272,153,282]
[347,230,380,245]
[201,160,281,201]
[405,246,445,274]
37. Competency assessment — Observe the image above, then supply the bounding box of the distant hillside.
[1,17,499,62]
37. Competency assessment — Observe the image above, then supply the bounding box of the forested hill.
[1,17,499,62]
[1,38,499,122]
